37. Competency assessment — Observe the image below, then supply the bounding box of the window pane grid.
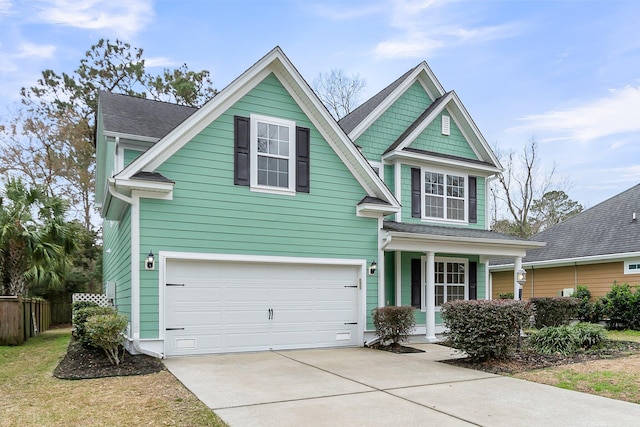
[256,120,290,188]
[433,261,466,306]
[423,171,466,221]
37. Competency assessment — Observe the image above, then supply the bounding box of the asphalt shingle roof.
[338,67,416,134]
[383,221,527,242]
[100,91,198,139]
[131,171,174,183]
[492,184,640,265]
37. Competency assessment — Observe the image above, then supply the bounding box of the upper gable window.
[253,116,295,192]
[234,115,310,195]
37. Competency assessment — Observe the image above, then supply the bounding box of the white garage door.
[164,259,361,356]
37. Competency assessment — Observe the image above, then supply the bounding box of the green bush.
[601,283,640,330]
[530,297,580,328]
[73,306,118,345]
[372,306,416,345]
[85,313,128,366]
[575,285,604,323]
[498,292,514,299]
[441,299,531,361]
[528,323,606,355]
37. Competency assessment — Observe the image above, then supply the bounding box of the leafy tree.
[0,178,76,296]
[490,138,578,238]
[313,69,366,120]
[1,38,217,231]
[529,190,583,233]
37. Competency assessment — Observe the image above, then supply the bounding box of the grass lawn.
[514,329,640,404]
[0,327,226,427]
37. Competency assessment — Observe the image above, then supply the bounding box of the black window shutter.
[234,116,250,186]
[411,258,422,308]
[411,168,421,218]
[468,176,477,223]
[469,261,477,300]
[296,127,310,193]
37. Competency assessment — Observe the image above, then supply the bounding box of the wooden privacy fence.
[0,296,51,345]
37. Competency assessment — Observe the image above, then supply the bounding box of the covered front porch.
[378,221,545,342]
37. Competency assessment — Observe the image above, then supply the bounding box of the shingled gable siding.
[354,81,433,160]
[400,163,486,229]
[102,208,132,323]
[407,112,478,160]
[136,73,380,338]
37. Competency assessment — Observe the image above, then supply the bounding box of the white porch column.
[395,251,402,306]
[514,257,522,300]
[425,251,437,342]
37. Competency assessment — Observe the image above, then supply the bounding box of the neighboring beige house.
[491,184,640,299]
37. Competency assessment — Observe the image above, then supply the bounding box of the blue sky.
[1,0,639,211]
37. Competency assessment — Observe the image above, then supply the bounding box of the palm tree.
[0,178,76,296]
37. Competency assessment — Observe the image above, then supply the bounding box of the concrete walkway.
[163,344,640,426]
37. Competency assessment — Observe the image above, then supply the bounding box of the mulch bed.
[54,338,164,380]
[441,339,640,375]
[367,342,425,353]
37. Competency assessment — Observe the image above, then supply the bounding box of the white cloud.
[35,0,154,38]
[0,0,12,16]
[374,0,519,58]
[144,57,178,68]
[510,85,640,144]
[13,42,56,58]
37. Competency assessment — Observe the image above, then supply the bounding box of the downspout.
[108,181,165,359]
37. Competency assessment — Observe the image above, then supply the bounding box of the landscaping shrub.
[372,306,416,345]
[73,306,118,345]
[530,297,580,328]
[441,299,531,361]
[575,285,604,323]
[85,313,128,366]
[601,283,640,330]
[528,323,606,355]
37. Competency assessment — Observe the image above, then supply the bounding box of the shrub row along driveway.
[164,344,640,426]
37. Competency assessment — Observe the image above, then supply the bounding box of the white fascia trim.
[118,49,279,179]
[269,60,399,208]
[383,150,502,175]
[157,251,368,347]
[348,64,446,142]
[391,92,454,152]
[383,230,545,257]
[356,203,400,217]
[112,177,175,194]
[104,131,160,144]
[389,92,499,168]
[448,91,502,168]
[489,251,640,271]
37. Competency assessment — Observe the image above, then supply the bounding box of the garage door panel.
[165,259,361,356]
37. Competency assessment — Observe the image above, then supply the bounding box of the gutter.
[109,180,165,359]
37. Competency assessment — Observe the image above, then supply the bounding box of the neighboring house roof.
[100,91,197,139]
[492,184,640,267]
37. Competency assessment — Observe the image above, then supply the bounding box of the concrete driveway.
[164,344,640,426]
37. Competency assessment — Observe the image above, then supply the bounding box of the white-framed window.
[418,257,469,311]
[369,161,383,178]
[422,169,466,222]
[250,114,296,195]
[624,260,640,274]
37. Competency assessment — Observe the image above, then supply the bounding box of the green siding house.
[96,47,540,357]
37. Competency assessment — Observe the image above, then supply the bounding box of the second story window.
[423,170,466,221]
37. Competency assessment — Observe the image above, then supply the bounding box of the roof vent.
[441,115,450,136]
[633,212,637,222]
